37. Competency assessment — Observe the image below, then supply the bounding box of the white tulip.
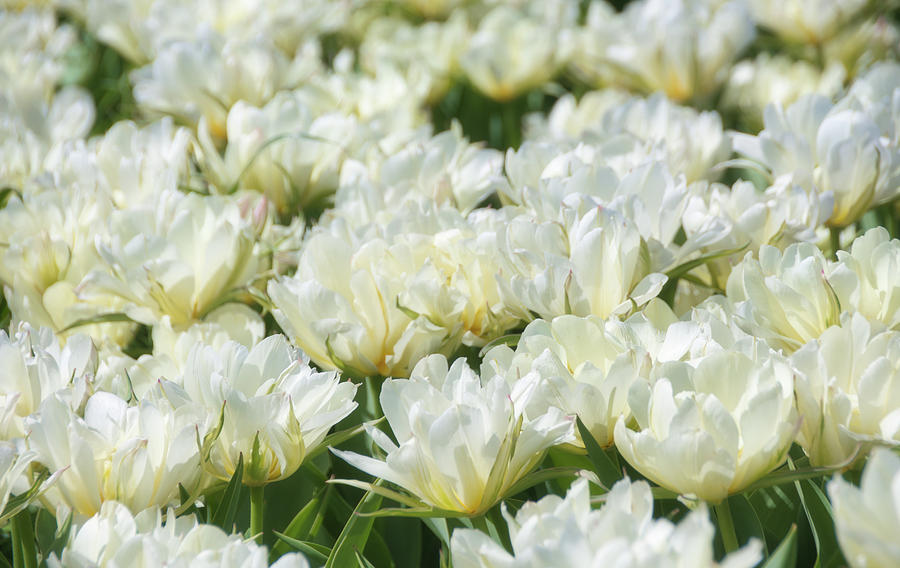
[748,0,868,44]
[574,0,754,103]
[482,315,641,449]
[333,355,573,515]
[828,448,900,568]
[26,391,204,518]
[180,335,357,486]
[51,500,309,568]
[726,243,841,351]
[828,227,900,330]
[270,204,516,377]
[0,324,95,440]
[615,346,798,503]
[451,477,761,567]
[498,203,667,321]
[793,313,900,466]
[459,5,574,101]
[83,191,264,330]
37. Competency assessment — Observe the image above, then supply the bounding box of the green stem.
[470,513,490,535]
[364,376,385,420]
[829,226,841,260]
[486,506,512,552]
[501,98,522,150]
[11,509,36,568]
[714,499,739,555]
[250,485,265,543]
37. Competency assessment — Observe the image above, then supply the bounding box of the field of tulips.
[2,0,900,566]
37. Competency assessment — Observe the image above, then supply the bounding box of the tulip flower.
[451,477,761,567]
[333,355,573,516]
[828,448,900,568]
[614,347,798,503]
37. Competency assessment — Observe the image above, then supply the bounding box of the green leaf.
[504,467,581,497]
[422,517,451,548]
[728,494,767,555]
[273,532,331,563]
[576,417,621,490]
[210,454,243,531]
[326,481,385,568]
[748,484,802,551]
[271,487,325,558]
[665,243,750,281]
[793,469,845,568]
[59,312,134,333]
[306,418,384,461]
[0,471,50,525]
[743,453,858,493]
[355,548,377,568]
[327,479,427,510]
[761,525,798,568]
[355,507,469,519]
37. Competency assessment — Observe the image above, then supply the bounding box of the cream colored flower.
[614,346,798,503]
[793,313,900,466]
[748,0,868,44]
[51,500,309,568]
[681,177,833,295]
[333,355,573,515]
[726,243,841,351]
[451,477,761,567]
[359,14,469,103]
[92,118,193,209]
[0,187,135,346]
[733,94,896,228]
[828,448,900,568]
[196,90,349,216]
[179,335,357,486]
[336,123,507,216]
[26,391,204,518]
[574,0,754,103]
[722,54,846,131]
[498,202,667,321]
[0,324,95,440]
[131,33,320,141]
[531,93,731,184]
[270,203,516,377]
[482,315,641,449]
[828,227,900,329]
[83,191,264,331]
[459,5,574,101]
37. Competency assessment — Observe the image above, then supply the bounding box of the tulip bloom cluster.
[1,0,899,567]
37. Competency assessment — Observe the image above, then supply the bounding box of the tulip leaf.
[792,473,844,568]
[328,479,427,510]
[576,417,621,490]
[210,454,243,531]
[325,481,384,568]
[271,485,326,558]
[273,532,331,563]
[743,454,858,493]
[355,549,377,568]
[665,243,750,281]
[59,312,134,332]
[477,333,521,357]
[0,470,51,525]
[728,494,767,556]
[358,507,469,519]
[504,467,582,497]
[309,418,384,461]
[760,525,798,568]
